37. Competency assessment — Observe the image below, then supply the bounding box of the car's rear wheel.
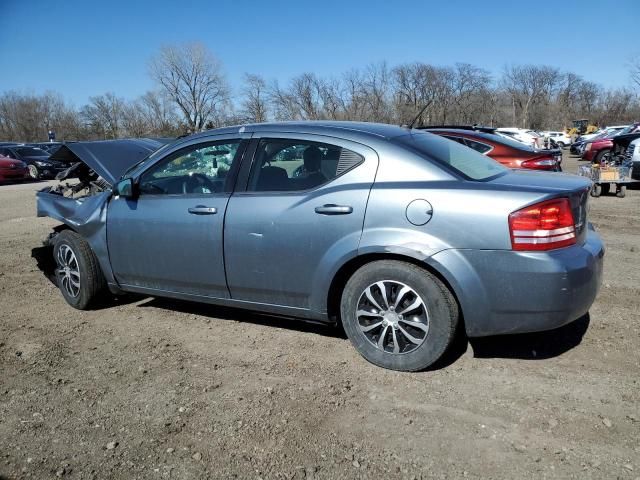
[340,260,458,371]
[53,230,107,310]
[557,142,565,148]
[617,185,626,198]
[28,165,39,179]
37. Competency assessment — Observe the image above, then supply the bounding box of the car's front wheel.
[340,260,459,371]
[53,230,107,310]
[28,165,39,179]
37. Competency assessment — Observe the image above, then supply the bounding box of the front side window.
[395,132,507,181]
[247,139,363,192]
[139,140,242,195]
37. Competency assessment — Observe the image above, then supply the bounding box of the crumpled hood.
[49,138,170,185]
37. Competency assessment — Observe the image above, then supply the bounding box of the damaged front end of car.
[36,138,171,292]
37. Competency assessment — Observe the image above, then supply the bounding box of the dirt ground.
[1,152,639,480]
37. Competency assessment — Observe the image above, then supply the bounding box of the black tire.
[340,260,459,371]
[591,184,602,197]
[28,164,39,179]
[601,183,611,195]
[52,230,107,310]
[557,142,565,148]
[616,185,626,198]
[594,149,611,164]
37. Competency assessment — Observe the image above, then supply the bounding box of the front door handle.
[314,204,353,215]
[188,205,217,215]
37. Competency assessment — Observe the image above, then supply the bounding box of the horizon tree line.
[0,42,638,142]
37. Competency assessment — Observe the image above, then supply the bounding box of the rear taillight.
[521,157,557,170]
[509,198,576,251]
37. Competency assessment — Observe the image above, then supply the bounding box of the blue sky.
[1,0,638,107]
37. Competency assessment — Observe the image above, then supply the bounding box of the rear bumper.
[429,227,604,337]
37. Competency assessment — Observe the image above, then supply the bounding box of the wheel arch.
[326,252,465,329]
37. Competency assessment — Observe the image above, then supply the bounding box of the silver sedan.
[37,122,604,371]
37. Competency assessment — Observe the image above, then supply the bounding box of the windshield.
[395,132,507,181]
[16,147,49,157]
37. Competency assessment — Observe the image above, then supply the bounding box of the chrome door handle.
[188,205,217,215]
[314,204,353,215]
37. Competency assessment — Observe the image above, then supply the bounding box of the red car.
[0,154,29,183]
[421,126,562,171]
[582,123,640,163]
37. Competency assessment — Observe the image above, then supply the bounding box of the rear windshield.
[395,132,507,181]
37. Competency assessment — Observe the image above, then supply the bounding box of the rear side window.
[395,132,507,181]
[247,138,363,192]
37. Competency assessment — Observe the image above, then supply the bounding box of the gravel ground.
[0,152,639,479]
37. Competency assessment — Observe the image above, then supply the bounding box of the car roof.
[186,121,414,142]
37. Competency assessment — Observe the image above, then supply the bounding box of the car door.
[106,137,249,298]
[224,133,378,313]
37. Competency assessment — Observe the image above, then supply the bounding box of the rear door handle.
[188,205,218,215]
[314,204,353,215]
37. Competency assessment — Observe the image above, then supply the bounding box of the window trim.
[136,138,248,197]
[241,137,364,195]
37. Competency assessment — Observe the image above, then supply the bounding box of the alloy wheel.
[356,280,429,354]
[56,244,81,298]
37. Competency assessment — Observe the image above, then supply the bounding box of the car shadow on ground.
[30,245,142,309]
[469,314,590,360]
[138,297,346,339]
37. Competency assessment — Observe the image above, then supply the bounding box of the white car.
[496,128,542,148]
[541,131,572,148]
[580,125,627,142]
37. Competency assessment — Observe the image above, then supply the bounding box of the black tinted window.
[463,138,492,154]
[247,139,363,192]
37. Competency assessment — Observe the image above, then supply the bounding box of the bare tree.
[138,90,180,136]
[630,54,640,90]
[501,65,562,127]
[81,93,126,139]
[149,42,229,132]
[241,74,268,122]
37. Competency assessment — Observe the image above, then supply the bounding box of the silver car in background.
[37,122,604,371]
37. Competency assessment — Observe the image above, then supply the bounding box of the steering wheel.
[182,173,216,194]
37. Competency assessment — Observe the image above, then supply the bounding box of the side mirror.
[113,178,135,198]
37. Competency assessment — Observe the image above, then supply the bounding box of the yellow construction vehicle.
[567,119,598,136]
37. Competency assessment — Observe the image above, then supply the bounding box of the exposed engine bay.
[47,162,111,198]
[39,138,170,199]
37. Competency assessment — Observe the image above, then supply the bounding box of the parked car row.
[0,141,68,182]
[571,123,640,163]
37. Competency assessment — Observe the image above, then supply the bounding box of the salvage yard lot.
[1,153,639,479]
